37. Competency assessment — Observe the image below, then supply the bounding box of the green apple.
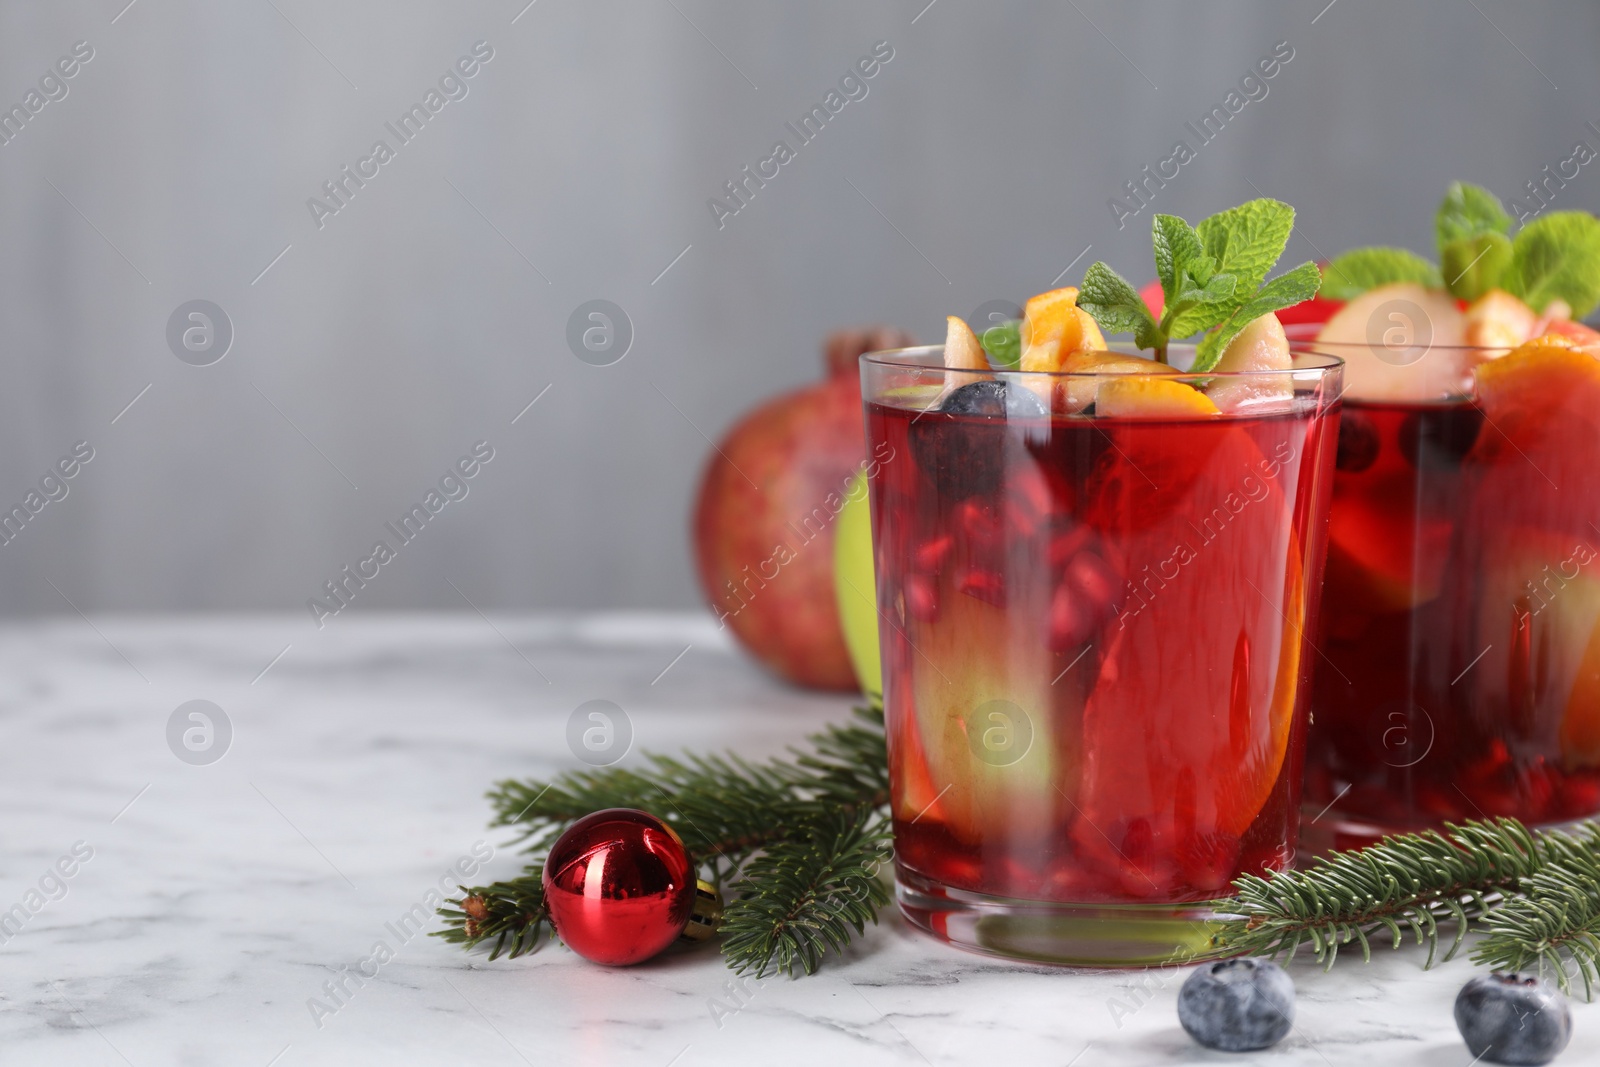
[833,470,881,695]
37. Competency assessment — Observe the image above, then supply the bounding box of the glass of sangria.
[862,337,1342,965]
[1299,283,1600,850]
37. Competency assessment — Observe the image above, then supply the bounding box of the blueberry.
[1455,973,1571,1065]
[939,379,1047,419]
[1335,409,1380,473]
[909,380,1047,500]
[1177,958,1294,1052]
[1399,404,1483,470]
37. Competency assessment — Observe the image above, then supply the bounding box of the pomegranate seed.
[1065,552,1121,613]
[1176,831,1241,892]
[1049,584,1091,650]
[1014,467,1052,510]
[956,500,1001,547]
[905,574,940,621]
[958,569,1006,607]
[1120,818,1154,862]
[912,535,954,574]
[1558,775,1600,816]
[1047,524,1095,567]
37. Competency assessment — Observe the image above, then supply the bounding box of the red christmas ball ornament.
[542,808,721,966]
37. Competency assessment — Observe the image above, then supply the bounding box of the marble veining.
[0,613,1593,1066]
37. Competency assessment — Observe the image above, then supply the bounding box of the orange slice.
[1075,426,1308,868]
[1019,287,1100,371]
[1561,615,1600,768]
[1059,349,1175,413]
[1325,470,1454,612]
[1097,377,1219,418]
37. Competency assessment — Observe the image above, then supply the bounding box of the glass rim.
[1290,338,1530,353]
[860,342,1344,379]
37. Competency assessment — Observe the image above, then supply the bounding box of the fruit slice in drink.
[1316,283,1469,401]
[1324,460,1455,614]
[1455,338,1600,768]
[1207,313,1295,414]
[900,575,1078,851]
[1075,417,1305,894]
[894,456,1083,853]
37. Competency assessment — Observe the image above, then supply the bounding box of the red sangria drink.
[1299,188,1600,849]
[863,203,1343,965]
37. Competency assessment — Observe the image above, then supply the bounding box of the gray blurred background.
[0,0,1595,616]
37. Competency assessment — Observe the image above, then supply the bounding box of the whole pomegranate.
[693,326,916,691]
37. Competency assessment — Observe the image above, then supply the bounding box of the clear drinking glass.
[862,344,1343,965]
[1300,337,1600,851]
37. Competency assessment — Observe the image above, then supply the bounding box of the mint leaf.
[1196,199,1296,295]
[1441,232,1513,302]
[1503,211,1600,317]
[1152,214,1205,308]
[980,320,1021,369]
[1436,181,1513,250]
[1193,262,1322,372]
[1078,262,1160,350]
[1164,272,1240,339]
[1079,199,1316,364]
[1320,247,1442,301]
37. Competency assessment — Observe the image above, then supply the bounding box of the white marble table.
[2,613,1592,1066]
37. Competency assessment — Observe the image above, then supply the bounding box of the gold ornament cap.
[680,879,724,942]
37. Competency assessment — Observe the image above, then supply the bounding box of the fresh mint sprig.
[1319,181,1600,315]
[1077,198,1319,371]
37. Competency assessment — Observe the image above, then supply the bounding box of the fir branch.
[721,806,893,978]
[435,702,891,972]
[484,703,888,882]
[1473,823,1600,999]
[432,866,549,960]
[1209,818,1546,968]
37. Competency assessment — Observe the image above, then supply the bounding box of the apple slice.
[1206,312,1293,414]
[1464,289,1539,353]
[1059,349,1176,413]
[943,315,987,371]
[900,573,1078,849]
[1315,282,1470,401]
[938,315,991,404]
[1096,377,1219,418]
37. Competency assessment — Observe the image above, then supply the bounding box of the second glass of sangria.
[1302,292,1600,848]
